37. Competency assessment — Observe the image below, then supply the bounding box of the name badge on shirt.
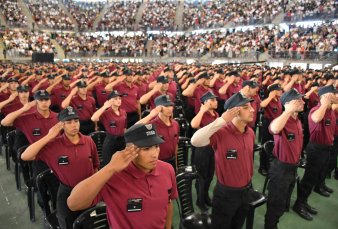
[32,128,41,136]
[77,105,83,110]
[101,90,106,95]
[58,156,69,165]
[325,119,331,126]
[336,119,338,125]
[272,107,278,113]
[226,149,237,159]
[287,133,295,141]
[60,94,66,99]
[127,198,143,212]
[110,121,117,128]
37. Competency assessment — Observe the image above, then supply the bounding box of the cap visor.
[132,136,165,147]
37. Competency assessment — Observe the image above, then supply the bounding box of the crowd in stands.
[64,0,105,31]
[55,33,103,57]
[97,1,141,31]
[0,0,27,28]
[139,0,177,31]
[183,0,284,29]
[285,0,338,22]
[101,33,147,57]
[3,30,56,57]
[24,0,75,30]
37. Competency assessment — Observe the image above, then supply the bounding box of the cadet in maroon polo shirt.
[61,80,96,135]
[91,90,127,167]
[264,89,306,229]
[0,77,19,102]
[218,70,242,100]
[191,91,219,212]
[240,80,260,129]
[137,95,179,169]
[67,123,178,229]
[140,76,175,110]
[182,72,213,114]
[105,68,140,128]
[21,107,99,229]
[90,71,111,107]
[48,74,72,112]
[191,92,255,229]
[259,83,283,176]
[293,85,338,220]
[209,68,226,115]
[0,85,33,116]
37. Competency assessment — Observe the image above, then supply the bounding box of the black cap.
[154,95,174,107]
[280,88,303,105]
[107,90,123,100]
[7,77,19,83]
[62,74,71,80]
[223,93,253,111]
[324,73,334,81]
[124,123,164,147]
[200,91,218,103]
[189,78,196,84]
[17,85,29,92]
[34,90,50,100]
[47,74,55,79]
[76,80,87,88]
[156,76,169,84]
[0,77,6,83]
[123,68,133,76]
[226,71,240,77]
[318,85,338,97]
[311,82,319,87]
[289,69,301,76]
[242,80,259,88]
[100,71,109,77]
[268,83,283,92]
[58,106,80,121]
[215,69,224,74]
[197,72,211,80]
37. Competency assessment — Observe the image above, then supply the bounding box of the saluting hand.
[320,94,334,107]
[285,100,301,113]
[109,145,139,173]
[8,92,18,101]
[47,122,64,139]
[22,100,36,112]
[71,87,78,96]
[199,103,209,113]
[103,99,114,108]
[221,107,240,122]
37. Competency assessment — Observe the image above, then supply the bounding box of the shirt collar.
[34,110,56,120]
[227,121,250,136]
[61,133,85,146]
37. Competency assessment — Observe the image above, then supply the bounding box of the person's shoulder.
[156,160,175,174]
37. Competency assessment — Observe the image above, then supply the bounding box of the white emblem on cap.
[145,124,153,130]
[66,106,75,115]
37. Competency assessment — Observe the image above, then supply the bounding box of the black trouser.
[102,134,125,167]
[194,146,215,207]
[327,137,338,176]
[163,156,176,172]
[265,159,297,229]
[57,183,85,229]
[126,111,139,128]
[296,142,331,205]
[212,182,250,229]
[302,110,310,152]
[80,119,95,135]
[260,118,273,170]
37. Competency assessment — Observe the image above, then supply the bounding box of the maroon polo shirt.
[94,161,178,229]
[13,110,58,144]
[226,83,242,99]
[99,108,127,136]
[51,85,71,109]
[37,133,99,187]
[29,80,49,93]
[335,110,338,137]
[115,82,139,113]
[94,82,109,107]
[148,91,175,110]
[307,92,319,110]
[150,117,179,160]
[2,102,36,116]
[270,116,303,164]
[308,104,336,145]
[137,82,149,98]
[0,92,10,102]
[70,95,96,121]
[168,81,177,96]
[200,110,219,127]
[213,78,227,100]
[210,121,255,187]
[193,85,212,114]
[264,98,282,121]
[248,94,261,128]
[292,82,305,94]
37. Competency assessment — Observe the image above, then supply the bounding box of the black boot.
[334,169,338,180]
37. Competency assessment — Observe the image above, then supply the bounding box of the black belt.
[105,133,124,141]
[216,181,251,192]
[272,158,298,169]
[308,142,333,150]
